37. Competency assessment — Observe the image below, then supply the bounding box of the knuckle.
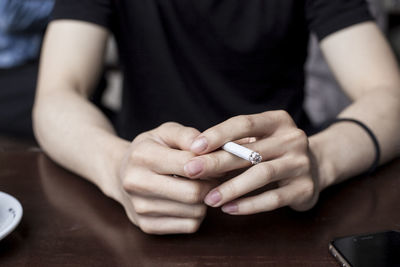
[270,192,284,208]
[183,126,201,139]
[122,176,149,195]
[185,184,205,204]
[276,110,289,118]
[137,218,163,235]
[294,155,311,175]
[293,128,306,138]
[121,176,134,191]
[129,143,146,163]
[235,114,256,130]
[203,154,221,172]
[101,185,114,199]
[133,200,152,215]
[283,130,298,144]
[291,128,307,140]
[184,219,201,234]
[139,223,157,235]
[206,128,223,144]
[193,205,207,218]
[275,110,290,120]
[293,129,308,148]
[224,181,239,198]
[247,199,258,213]
[159,121,178,130]
[180,127,201,149]
[301,179,315,198]
[255,163,277,180]
[273,110,295,126]
[130,142,156,167]
[132,132,148,143]
[285,129,308,150]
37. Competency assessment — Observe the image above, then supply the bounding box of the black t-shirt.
[52,0,372,140]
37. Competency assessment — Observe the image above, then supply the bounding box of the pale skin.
[34,20,400,234]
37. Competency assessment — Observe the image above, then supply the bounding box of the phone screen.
[329,231,400,267]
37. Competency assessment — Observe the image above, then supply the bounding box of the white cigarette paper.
[222,141,262,165]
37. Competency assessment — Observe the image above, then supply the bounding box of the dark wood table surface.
[0,136,399,267]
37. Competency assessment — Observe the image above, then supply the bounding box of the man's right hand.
[116,122,216,234]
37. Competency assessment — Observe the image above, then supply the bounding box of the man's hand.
[183,111,320,215]
[116,122,215,234]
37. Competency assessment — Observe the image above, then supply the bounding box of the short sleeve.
[306,0,374,41]
[51,0,113,30]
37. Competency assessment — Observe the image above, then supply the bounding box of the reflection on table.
[0,138,399,266]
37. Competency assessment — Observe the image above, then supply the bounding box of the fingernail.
[184,159,204,177]
[222,203,238,213]
[204,190,222,206]
[190,137,208,154]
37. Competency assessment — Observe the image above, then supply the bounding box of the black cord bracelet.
[329,118,381,175]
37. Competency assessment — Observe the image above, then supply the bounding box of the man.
[34,0,400,234]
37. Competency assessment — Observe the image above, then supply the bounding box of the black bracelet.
[329,118,381,175]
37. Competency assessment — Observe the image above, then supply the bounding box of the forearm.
[310,88,400,190]
[33,87,130,198]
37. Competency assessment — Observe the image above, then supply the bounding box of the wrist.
[96,133,131,202]
[309,120,377,191]
[308,132,338,191]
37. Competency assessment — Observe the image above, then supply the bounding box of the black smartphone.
[329,230,400,267]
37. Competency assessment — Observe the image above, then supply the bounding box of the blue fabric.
[0,0,54,68]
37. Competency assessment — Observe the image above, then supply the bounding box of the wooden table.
[1,136,399,266]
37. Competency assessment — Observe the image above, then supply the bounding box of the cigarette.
[222,141,262,165]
